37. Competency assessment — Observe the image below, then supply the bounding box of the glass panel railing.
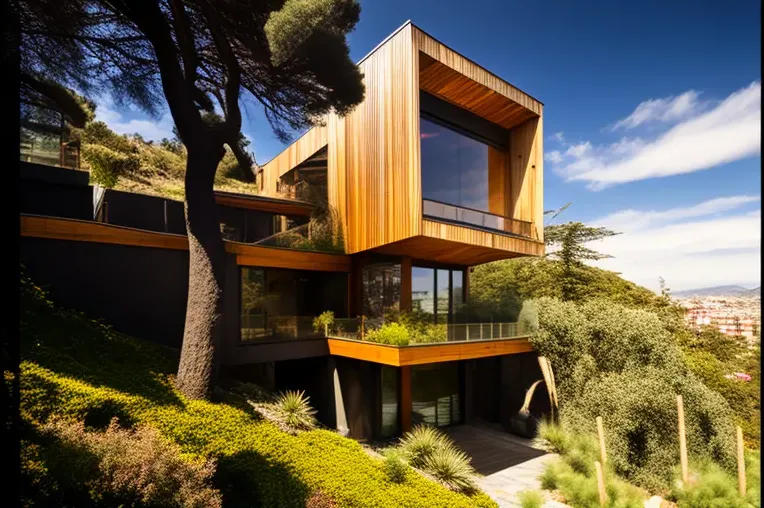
[324,318,527,344]
[240,315,321,342]
[422,199,536,240]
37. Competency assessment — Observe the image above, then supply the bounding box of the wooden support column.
[400,366,412,433]
[400,256,412,312]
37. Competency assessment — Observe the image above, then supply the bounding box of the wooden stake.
[595,460,607,507]
[677,395,689,484]
[596,416,607,466]
[737,426,746,497]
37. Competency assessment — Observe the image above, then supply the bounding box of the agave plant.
[422,444,478,494]
[275,390,317,431]
[398,425,451,468]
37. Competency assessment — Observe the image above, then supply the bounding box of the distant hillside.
[673,285,761,298]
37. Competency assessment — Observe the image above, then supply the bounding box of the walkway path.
[444,425,570,508]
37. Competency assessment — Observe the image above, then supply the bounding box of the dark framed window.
[411,266,465,324]
[411,362,462,427]
[362,262,401,319]
[380,365,399,437]
[420,116,493,214]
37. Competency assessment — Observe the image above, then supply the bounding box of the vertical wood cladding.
[508,117,544,242]
[261,126,327,196]
[332,23,421,254]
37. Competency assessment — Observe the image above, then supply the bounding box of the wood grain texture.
[326,337,533,366]
[371,230,542,265]
[413,25,542,116]
[21,215,350,272]
[508,117,544,242]
[488,146,511,217]
[21,214,189,251]
[214,192,313,217]
[261,126,327,196]
[331,23,422,254]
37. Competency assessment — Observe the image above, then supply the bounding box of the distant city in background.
[673,285,761,343]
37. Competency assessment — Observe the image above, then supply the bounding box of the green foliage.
[545,221,620,301]
[313,311,335,334]
[365,322,410,346]
[670,456,760,508]
[80,121,137,154]
[274,390,317,431]
[20,275,496,508]
[518,490,544,508]
[383,448,409,484]
[36,418,222,507]
[422,445,478,494]
[537,423,646,507]
[398,425,451,469]
[81,143,140,188]
[383,309,448,344]
[528,297,737,492]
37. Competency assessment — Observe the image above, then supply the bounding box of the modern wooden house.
[20,21,549,441]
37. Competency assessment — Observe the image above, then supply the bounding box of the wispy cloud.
[585,197,761,291]
[94,96,175,142]
[610,90,702,130]
[548,81,761,190]
[594,195,761,232]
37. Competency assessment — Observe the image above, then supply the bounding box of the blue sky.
[94,0,761,292]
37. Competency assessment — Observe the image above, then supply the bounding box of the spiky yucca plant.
[398,425,450,468]
[422,445,478,494]
[275,390,317,431]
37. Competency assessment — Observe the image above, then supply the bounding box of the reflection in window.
[240,267,347,341]
[411,267,465,325]
[436,269,450,324]
[362,263,401,319]
[420,116,491,213]
[412,267,435,321]
[381,366,399,437]
[411,362,461,427]
[241,268,267,340]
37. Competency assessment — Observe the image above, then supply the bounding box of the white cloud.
[545,150,564,163]
[611,90,702,130]
[549,81,761,190]
[584,198,761,292]
[594,195,761,232]
[552,131,565,143]
[94,96,175,142]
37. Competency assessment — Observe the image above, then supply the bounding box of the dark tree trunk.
[176,143,227,399]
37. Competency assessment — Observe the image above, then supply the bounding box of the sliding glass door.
[411,266,465,324]
[411,362,462,427]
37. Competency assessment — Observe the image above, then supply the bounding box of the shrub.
[365,322,410,346]
[670,460,749,508]
[20,276,498,508]
[274,390,317,431]
[422,445,478,494]
[398,425,450,468]
[82,143,140,188]
[518,489,544,508]
[38,418,222,507]
[383,448,409,483]
[313,311,335,334]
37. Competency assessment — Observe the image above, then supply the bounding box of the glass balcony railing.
[422,199,536,240]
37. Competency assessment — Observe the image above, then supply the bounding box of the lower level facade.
[20,163,550,441]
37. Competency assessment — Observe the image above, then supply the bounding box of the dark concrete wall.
[334,357,380,441]
[21,237,192,348]
[20,165,93,221]
[499,352,551,431]
[466,357,501,424]
[101,189,186,235]
[274,356,337,429]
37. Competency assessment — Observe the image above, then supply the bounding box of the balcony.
[422,199,536,240]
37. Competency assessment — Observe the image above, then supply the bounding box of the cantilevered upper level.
[261,21,544,265]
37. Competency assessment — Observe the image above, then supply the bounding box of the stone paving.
[444,425,570,508]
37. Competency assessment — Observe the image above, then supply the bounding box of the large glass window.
[240,267,347,341]
[411,267,465,325]
[420,116,490,213]
[362,263,401,319]
[380,366,399,437]
[411,362,461,427]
